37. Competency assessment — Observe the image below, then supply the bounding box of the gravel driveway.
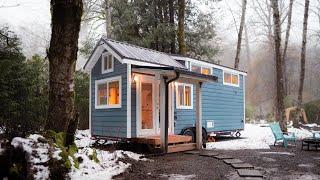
[115,141,320,180]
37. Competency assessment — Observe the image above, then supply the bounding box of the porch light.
[132,74,138,83]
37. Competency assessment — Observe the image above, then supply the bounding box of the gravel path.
[115,141,320,180]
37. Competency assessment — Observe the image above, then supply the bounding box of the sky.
[0,0,319,69]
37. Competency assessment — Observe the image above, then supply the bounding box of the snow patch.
[11,134,50,180]
[260,151,295,156]
[298,163,314,168]
[69,130,147,180]
[161,174,196,180]
[206,124,314,150]
[69,148,146,180]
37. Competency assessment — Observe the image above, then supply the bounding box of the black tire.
[235,131,241,138]
[202,128,207,148]
[182,128,195,142]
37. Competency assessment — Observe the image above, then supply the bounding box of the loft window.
[223,71,239,87]
[176,83,193,109]
[101,52,114,73]
[191,64,212,75]
[95,76,121,109]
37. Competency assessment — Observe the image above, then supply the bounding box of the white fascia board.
[126,64,132,138]
[102,44,123,63]
[170,55,247,76]
[84,45,105,73]
[122,58,165,67]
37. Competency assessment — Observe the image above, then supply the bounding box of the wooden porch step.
[168,143,196,153]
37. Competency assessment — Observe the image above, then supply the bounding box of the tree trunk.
[105,0,112,38]
[295,0,310,128]
[234,0,247,69]
[169,0,175,54]
[271,0,287,132]
[282,0,294,97]
[177,0,186,55]
[46,0,83,133]
[244,23,251,69]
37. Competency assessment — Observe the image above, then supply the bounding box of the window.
[176,83,193,109]
[223,71,239,87]
[95,76,121,109]
[101,52,114,73]
[191,64,212,75]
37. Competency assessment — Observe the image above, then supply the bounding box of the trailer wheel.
[182,128,195,142]
[235,131,241,138]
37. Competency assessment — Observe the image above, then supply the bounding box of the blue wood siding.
[174,67,244,134]
[91,51,128,138]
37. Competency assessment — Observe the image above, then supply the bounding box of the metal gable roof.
[102,38,186,69]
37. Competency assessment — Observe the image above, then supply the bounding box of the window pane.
[178,85,184,106]
[108,81,119,105]
[191,65,201,74]
[202,67,211,75]
[107,55,113,69]
[185,86,191,106]
[141,82,153,129]
[232,75,239,85]
[224,73,231,83]
[98,83,108,105]
[103,57,109,70]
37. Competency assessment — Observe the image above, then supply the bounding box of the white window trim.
[190,63,212,75]
[95,76,122,109]
[223,70,240,87]
[101,52,114,74]
[176,83,193,109]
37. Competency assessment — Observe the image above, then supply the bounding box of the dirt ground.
[115,141,320,180]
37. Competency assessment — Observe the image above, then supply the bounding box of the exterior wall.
[91,51,128,138]
[174,67,244,134]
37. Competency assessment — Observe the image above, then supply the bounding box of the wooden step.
[168,143,196,153]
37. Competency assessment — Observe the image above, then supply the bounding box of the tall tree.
[295,0,310,127]
[177,0,186,55]
[46,0,83,133]
[105,0,112,38]
[271,0,287,132]
[234,0,247,69]
[282,0,294,96]
[169,0,175,53]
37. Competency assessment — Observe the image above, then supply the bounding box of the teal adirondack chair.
[269,122,296,148]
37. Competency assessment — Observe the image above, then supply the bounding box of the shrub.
[304,100,320,124]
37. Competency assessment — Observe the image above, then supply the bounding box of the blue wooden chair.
[269,122,296,148]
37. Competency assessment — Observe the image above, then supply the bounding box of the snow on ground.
[70,130,147,180]
[160,174,196,180]
[206,123,314,150]
[260,151,295,156]
[11,134,51,180]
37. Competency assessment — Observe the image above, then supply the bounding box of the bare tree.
[282,0,294,96]
[178,0,186,55]
[271,0,287,131]
[295,0,310,127]
[46,0,83,133]
[234,0,247,69]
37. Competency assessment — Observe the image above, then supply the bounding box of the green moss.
[89,149,99,163]
[48,130,80,169]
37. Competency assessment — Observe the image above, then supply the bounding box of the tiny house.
[84,38,247,151]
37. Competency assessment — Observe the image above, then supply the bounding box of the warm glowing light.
[132,74,138,82]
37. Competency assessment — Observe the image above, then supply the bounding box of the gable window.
[223,71,239,87]
[191,64,212,75]
[101,52,114,74]
[176,83,193,109]
[95,76,121,109]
